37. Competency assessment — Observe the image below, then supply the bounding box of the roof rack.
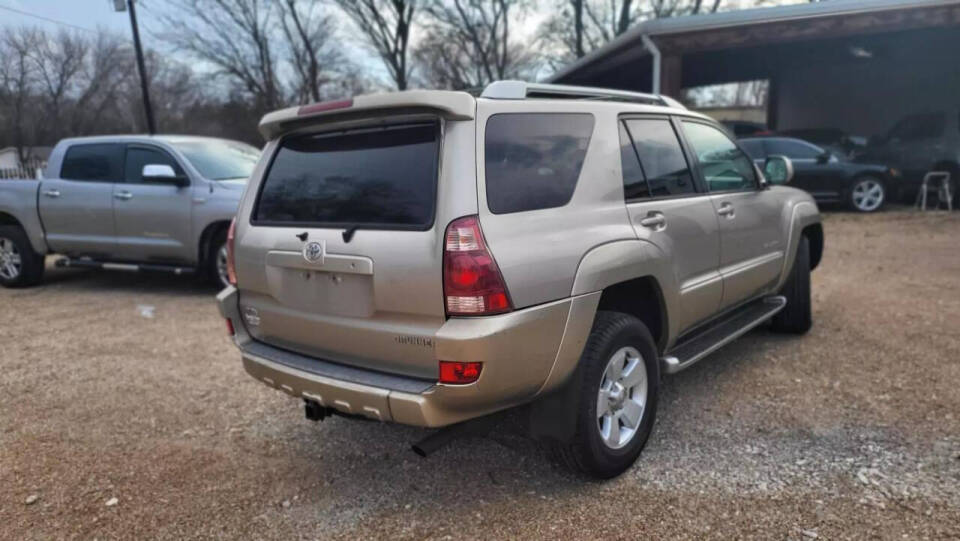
[479,80,686,109]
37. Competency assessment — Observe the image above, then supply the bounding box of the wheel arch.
[803,223,823,271]
[197,220,231,268]
[0,209,47,255]
[0,211,23,228]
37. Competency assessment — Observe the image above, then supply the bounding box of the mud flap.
[525,364,583,443]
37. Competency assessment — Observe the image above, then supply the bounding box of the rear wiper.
[342,225,363,243]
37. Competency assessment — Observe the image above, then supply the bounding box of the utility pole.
[115,0,156,134]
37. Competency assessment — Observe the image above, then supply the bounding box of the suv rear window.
[485,113,594,214]
[253,122,439,228]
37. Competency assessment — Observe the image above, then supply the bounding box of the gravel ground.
[2,209,959,540]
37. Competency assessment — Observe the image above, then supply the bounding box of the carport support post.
[641,35,661,94]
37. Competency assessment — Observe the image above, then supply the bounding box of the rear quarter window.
[253,122,440,228]
[485,113,594,214]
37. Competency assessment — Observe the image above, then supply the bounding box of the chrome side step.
[55,257,195,275]
[661,295,786,375]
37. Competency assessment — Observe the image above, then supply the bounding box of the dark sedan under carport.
[739,136,899,212]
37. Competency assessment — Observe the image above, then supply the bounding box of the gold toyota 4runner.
[218,81,823,478]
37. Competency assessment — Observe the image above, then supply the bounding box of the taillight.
[443,215,512,316]
[226,218,237,285]
[297,98,353,116]
[225,318,235,336]
[439,361,482,384]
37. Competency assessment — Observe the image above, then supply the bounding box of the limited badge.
[302,240,325,264]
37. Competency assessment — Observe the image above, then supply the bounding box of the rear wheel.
[0,225,44,288]
[771,235,811,334]
[551,311,659,479]
[849,176,885,212]
[206,229,229,289]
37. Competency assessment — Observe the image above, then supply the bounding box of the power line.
[0,3,99,34]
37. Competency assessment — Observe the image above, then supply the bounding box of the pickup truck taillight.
[443,215,512,316]
[226,218,237,286]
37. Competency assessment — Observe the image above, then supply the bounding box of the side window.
[619,122,648,199]
[485,113,594,214]
[124,146,184,183]
[680,121,758,193]
[60,144,124,182]
[765,139,822,160]
[623,118,695,197]
[738,139,766,160]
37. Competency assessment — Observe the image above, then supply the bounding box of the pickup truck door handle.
[638,212,667,230]
[114,191,133,201]
[42,189,60,198]
[717,202,735,218]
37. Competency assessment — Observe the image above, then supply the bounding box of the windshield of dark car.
[171,140,260,180]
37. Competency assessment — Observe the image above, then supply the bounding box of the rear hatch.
[234,102,476,380]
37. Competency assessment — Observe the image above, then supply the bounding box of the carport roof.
[548,0,960,83]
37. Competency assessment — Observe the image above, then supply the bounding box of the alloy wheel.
[852,178,884,212]
[0,237,22,280]
[596,346,648,450]
[216,244,230,288]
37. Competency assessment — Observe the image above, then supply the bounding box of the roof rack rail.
[480,80,685,109]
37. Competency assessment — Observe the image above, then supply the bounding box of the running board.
[55,257,195,275]
[661,296,786,374]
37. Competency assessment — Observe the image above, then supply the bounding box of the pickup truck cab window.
[124,146,185,183]
[680,121,757,193]
[60,143,124,182]
[621,118,696,198]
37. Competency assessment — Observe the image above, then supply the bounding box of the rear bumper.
[217,286,600,427]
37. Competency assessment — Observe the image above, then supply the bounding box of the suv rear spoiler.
[259,90,476,140]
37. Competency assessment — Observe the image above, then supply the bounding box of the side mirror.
[763,155,794,185]
[816,152,831,164]
[142,164,188,187]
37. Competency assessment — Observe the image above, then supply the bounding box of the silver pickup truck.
[0,135,260,288]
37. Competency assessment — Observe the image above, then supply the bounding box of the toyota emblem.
[302,240,325,264]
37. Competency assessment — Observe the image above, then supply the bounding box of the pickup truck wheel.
[207,229,230,289]
[771,235,811,334]
[0,226,44,288]
[552,311,659,479]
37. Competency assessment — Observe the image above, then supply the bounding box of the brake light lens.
[439,361,483,384]
[225,318,235,336]
[297,98,353,116]
[226,218,237,286]
[443,215,512,316]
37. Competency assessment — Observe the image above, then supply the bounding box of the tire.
[0,225,44,288]
[849,176,885,212]
[551,311,660,479]
[771,235,811,334]
[206,228,230,289]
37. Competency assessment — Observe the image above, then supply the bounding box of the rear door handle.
[42,189,60,198]
[114,191,133,201]
[717,203,735,218]
[638,212,666,230]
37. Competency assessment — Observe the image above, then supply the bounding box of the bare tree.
[278,0,345,102]
[540,0,724,65]
[0,28,42,162]
[332,0,416,90]
[30,30,88,144]
[158,0,284,112]
[416,0,538,89]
